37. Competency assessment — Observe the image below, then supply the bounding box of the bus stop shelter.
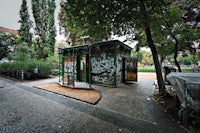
[58,40,137,87]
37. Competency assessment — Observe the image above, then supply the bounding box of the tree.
[178,54,198,65]
[32,0,48,59]
[0,32,18,60]
[131,48,144,63]
[62,0,169,95]
[32,0,56,58]
[59,2,94,46]
[14,42,31,61]
[61,1,113,43]
[154,2,200,72]
[59,3,88,45]
[47,0,56,53]
[18,0,33,47]
[178,0,200,61]
[0,33,9,60]
[181,0,200,29]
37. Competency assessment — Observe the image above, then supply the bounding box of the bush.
[0,59,54,79]
[51,69,60,76]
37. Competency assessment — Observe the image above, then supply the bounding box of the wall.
[116,55,123,84]
[90,53,115,85]
[63,57,76,85]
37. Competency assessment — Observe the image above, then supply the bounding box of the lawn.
[138,66,155,72]
[138,65,199,73]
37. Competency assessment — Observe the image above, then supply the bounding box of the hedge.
[0,59,54,79]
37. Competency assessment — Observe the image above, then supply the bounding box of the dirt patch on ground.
[34,83,101,105]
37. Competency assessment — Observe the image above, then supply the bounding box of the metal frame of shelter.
[58,40,137,87]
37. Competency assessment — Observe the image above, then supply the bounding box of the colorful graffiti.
[64,58,76,73]
[116,55,122,84]
[91,53,115,84]
[126,58,137,81]
[63,58,76,85]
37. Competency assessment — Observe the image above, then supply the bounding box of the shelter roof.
[63,40,132,51]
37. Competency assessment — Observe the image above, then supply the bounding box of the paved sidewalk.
[0,73,192,133]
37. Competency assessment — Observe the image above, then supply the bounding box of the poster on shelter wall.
[63,58,76,86]
[126,58,137,81]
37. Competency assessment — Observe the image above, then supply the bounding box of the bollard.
[33,67,39,79]
[21,70,24,81]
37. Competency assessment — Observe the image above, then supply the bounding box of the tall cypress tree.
[32,0,48,40]
[47,0,56,54]
[18,0,33,47]
[32,0,56,57]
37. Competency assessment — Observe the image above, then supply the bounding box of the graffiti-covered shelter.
[59,40,137,87]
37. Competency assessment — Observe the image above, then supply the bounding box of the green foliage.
[32,0,48,36]
[0,33,9,60]
[62,0,168,92]
[12,42,31,61]
[18,0,32,47]
[47,0,56,53]
[31,40,46,59]
[51,69,60,76]
[131,49,154,65]
[154,1,199,63]
[0,33,18,60]
[32,0,56,57]
[46,54,58,68]
[178,54,198,65]
[131,48,144,63]
[0,59,54,78]
[59,4,85,45]
[61,1,111,41]
[138,66,155,72]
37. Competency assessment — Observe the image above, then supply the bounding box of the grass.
[138,66,156,72]
[182,68,199,72]
[138,65,199,73]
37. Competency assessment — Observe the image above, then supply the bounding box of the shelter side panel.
[90,53,116,85]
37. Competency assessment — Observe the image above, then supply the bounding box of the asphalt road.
[0,75,191,133]
[0,80,131,133]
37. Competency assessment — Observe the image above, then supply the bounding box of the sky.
[0,0,22,30]
[0,0,62,39]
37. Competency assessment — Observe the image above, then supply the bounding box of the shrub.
[51,69,60,76]
[0,59,54,79]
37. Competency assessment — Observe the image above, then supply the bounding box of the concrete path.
[0,73,192,133]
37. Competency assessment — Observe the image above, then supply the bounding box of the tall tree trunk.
[171,34,182,72]
[140,2,167,95]
[145,26,167,95]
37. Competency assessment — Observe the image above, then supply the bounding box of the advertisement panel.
[126,58,137,81]
[63,57,76,86]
